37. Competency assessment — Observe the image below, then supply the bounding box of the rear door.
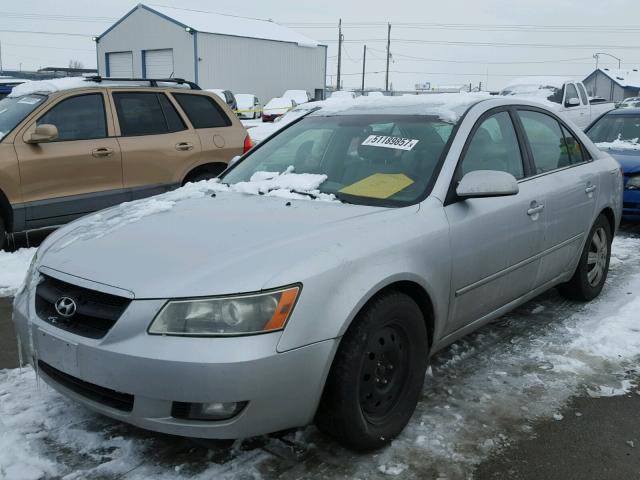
[14,91,124,227]
[172,92,245,174]
[444,109,545,334]
[516,108,599,285]
[110,90,202,198]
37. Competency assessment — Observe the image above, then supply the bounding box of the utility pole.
[385,23,391,92]
[361,45,367,94]
[336,19,343,91]
[479,81,482,92]
[0,40,3,74]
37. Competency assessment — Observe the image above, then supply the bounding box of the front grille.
[35,274,131,339]
[38,360,134,412]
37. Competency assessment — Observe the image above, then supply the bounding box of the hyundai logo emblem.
[54,297,77,318]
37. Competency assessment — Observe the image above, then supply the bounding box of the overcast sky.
[1,0,639,91]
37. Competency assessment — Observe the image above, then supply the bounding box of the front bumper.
[13,276,338,439]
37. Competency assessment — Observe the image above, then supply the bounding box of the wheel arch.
[599,206,616,236]
[0,188,13,232]
[342,279,436,353]
[182,162,228,185]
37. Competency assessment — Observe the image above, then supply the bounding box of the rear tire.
[315,291,428,452]
[558,214,611,301]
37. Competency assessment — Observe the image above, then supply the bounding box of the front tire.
[316,291,428,451]
[559,214,612,301]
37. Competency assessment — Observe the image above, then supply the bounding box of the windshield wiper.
[289,189,322,199]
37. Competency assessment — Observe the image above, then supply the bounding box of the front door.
[444,109,545,335]
[14,91,124,228]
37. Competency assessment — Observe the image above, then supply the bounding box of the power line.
[320,38,640,50]
[0,12,116,22]
[0,29,94,38]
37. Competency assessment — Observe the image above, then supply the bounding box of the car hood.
[38,190,395,299]
[608,150,640,174]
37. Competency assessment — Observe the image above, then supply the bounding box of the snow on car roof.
[311,92,490,123]
[144,4,319,48]
[8,77,101,97]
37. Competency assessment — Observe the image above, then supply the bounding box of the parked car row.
[13,91,623,452]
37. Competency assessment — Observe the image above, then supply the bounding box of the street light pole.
[594,52,622,70]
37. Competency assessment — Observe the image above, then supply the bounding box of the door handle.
[527,204,545,216]
[91,148,113,157]
[585,185,597,194]
[175,142,194,151]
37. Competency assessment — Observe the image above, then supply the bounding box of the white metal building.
[583,68,640,102]
[96,4,327,101]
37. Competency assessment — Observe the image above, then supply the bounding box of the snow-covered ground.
[0,248,36,297]
[1,231,639,479]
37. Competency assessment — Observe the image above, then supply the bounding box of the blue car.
[587,107,640,220]
[0,78,28,99]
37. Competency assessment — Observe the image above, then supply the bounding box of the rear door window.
[577,83,589,105]
[518,110,572,173]
[561,126,587,164]
[173,94,231,128]
[38,93,107,141]
[459,111,525,180]
[113,92,185,136]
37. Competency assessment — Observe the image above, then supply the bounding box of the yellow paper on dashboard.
[339,173,414,199]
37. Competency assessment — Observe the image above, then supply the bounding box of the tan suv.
[0,77,251,249]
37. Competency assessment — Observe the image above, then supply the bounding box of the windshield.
[221,114,455,207]
[0,94,46,141]
[587,114,640,145]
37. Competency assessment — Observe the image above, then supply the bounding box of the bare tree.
[68,60,84,70]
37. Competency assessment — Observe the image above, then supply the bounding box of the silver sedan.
[14,95,623,451]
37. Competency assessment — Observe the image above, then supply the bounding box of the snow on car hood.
[37,186,392,299]
[595,137,640,173]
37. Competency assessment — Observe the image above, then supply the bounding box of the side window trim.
[515,106,592,181]
[36,92,108,142]
[444,106,531,206]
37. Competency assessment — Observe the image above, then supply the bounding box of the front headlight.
[148,286,301,336]
[626,175,640,190]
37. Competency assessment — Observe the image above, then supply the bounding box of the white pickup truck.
[500,77,614,129]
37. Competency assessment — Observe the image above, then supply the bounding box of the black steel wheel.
[316,290,429,451]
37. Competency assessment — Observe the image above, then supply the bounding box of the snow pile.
[212,166,336,201]
[0,248,36,297]
[503,76,572,91]
[596,135,640,151]
[8,77,100,98]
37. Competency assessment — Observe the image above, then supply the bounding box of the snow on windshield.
[212,166,337,201]
[595,134,640,151]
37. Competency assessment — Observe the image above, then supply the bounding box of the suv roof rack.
[84,76,201,90]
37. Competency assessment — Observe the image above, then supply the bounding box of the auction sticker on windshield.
[361,135,419,151]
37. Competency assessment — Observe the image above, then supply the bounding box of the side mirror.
[24,124,58,144]
[456,170,519,199]
[566,97,581,107]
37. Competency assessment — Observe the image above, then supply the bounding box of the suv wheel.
[316,291,428,451]
[0,216,6,251]
[559,214,612,301]
[185,165,227,184]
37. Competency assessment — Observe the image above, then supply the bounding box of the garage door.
[106,51,133,77]
[143,49,174,78]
